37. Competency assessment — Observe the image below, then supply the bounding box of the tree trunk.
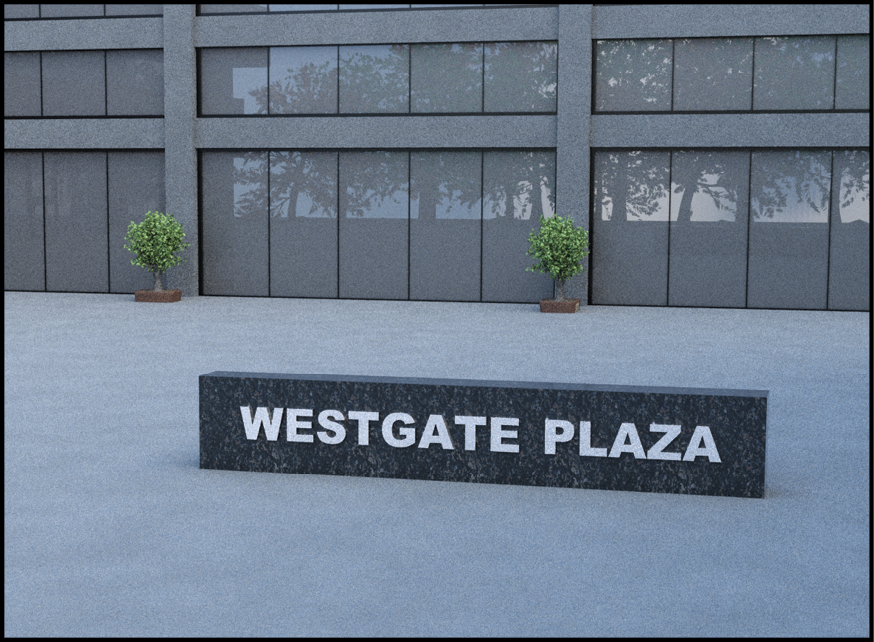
[556,279,566,301]
[153,270,163,292]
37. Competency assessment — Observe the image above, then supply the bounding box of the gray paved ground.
[4,291,870,637]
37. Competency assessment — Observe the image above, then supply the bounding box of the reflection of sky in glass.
[233,67,267,114]
[752,178,829,223]
[345,187,407,218]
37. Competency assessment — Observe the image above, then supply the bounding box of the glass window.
[595,39,672,112]
[835,35,870,110]
[4,52,42,117]
[670,151,749,223]
[411,43,483,113]
[270,151,338,298]
[482,150,556,302]
[106,50,164,116]
[753,36,835,110]
[270,46,338,114]
[200,152,270,296]
[484,41,557,112]
[409,152,482,301]
[339,151,409,299]
[673,38,753,111]
[339,44,409,113]
[201,48,268,116]
[42,51,106,116]
[750,150,832,223]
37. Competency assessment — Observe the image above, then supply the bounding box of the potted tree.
[124,210,191,302]
[526,214,590,313]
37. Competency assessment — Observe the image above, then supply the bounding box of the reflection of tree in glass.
[484,151,555,221]
[412,43,483,113]
[673,38,753,110]
[232,152,268,218]
[596,40,672,110]
[270,151,337,218]
[751,151,831,221]
[340,44,409,113]
[484,42,557,112]
[672,152,746,222]
[249,53,338,114]
[837,150,870,223]
[343,152,408,218]
[411,152,481,220]
[595,152,670,222]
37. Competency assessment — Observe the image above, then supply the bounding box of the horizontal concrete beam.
[591,112,870,149]
[593,4,869,40]
[196,115,557,149]
[194,6,558,48]
[4,17,163,51]
[4,118,164,149]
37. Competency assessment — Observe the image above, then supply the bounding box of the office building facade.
[5,4,870,309]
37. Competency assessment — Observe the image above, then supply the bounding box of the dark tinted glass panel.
[591,151,670,305]
[200,48,268,115]
[828,150,870,310]
[270,46,338,114]
[339,151,409,299]
[748,150,831,309]
[753,36,835,110]
[4,152,45,291]
[673,38,753,112]
[410,151,482,301]
[43,152,108,292]
[835,36,870,110]
[595,39,672,112]
[108,152,165,293]
[4,52,42,117]
[106,49,164,116]
[339,44,409,113]
[201,152,270,296]
[269,151,339,298]
[42,51,106,116]
[411,43,483,113]
[668,151,750,307]
[484,41,557,112]
[482,150,555,302]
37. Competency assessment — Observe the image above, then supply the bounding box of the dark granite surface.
[201,372,767,497]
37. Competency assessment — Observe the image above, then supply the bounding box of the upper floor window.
[595,35,870,113]
[199,42,557,116]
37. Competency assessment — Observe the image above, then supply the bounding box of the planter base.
[540,298,580,313]
[135,289,181,303]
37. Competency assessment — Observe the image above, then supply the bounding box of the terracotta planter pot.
[135,289,181,303]
[539,298,580,313]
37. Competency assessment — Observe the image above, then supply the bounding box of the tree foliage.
[124,211,191,291]
[527,214,590,301]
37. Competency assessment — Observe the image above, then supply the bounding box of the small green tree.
[124,211,191,292]
[526,214,590,301]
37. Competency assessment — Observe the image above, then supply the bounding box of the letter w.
[240,406,283,441]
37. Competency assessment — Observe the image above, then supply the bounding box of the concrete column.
[162,5,199,296]
[555,4,592,303]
